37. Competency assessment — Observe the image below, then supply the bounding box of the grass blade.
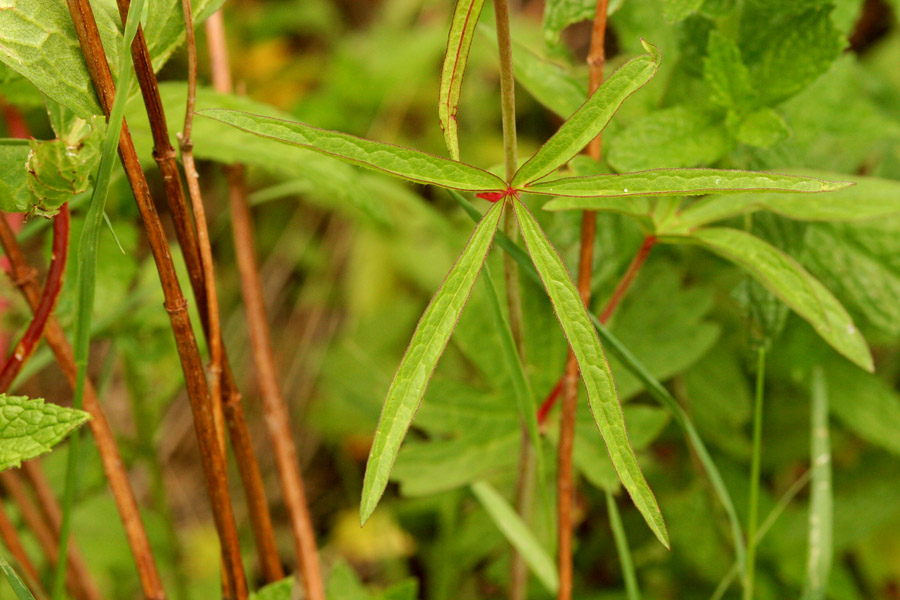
[198,109,506,192]
[744,347,767,600]
[471,480,558,593]
[54,0,145,596]
[681,228,872,371]
[606,490,642,600]
[439,0,486,160]
[802,367,833,600]
[533,168,851,201]
[360,201,504,524]
[0,551,36,600]
[513,199,668,547]
[511,41,661,188]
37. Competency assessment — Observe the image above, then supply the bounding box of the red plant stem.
[64,1,248,596]
[538,234,657,425]
[0,206,69,389]
[558,1,608,598]
[0,491,47,598]
[0,213,168,600]
[206,11,325,596]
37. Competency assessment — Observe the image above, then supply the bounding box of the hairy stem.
[744,347,767,600]
[206,10,324,596]
[558,2,607,598]
[64,1,248,595]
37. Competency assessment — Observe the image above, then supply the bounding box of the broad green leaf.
[673,172,900,231]
[511,41,662,187]
[739,5,846,105]
[250,577,295,600]
[682,228,872,371]
[0,140,32,213]
[542,0,623,45]
[533,168,849,202]
[728,107,790,148]
[0,394,90,472]
[360,202,503,524]
[26,116,105,216]
[471,481,558,593]
[129,84,390,225]
[326,561,369,600]
[439,0,487,160]
[663,0,703,22]
[802,368,833,600]
[200,109,506,192]
[0,0,224,118]
[704,30,755,110]
[823,358,900,456]
[607,105,731,172]
[513,200,669,547]
[481,25,587,119]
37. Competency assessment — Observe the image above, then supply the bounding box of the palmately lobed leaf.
[534,168,851,203]
[199,109,506,193]
[0,394,91,472]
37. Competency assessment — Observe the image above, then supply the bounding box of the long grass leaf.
[0,551,36,600]
[802,367,833,600]
[606,490,642,600]
[513,199,668,547]
[439,0,487,160]
[471,481,558,593]
[360,201,503,524]
[53,0,145,596]
[511,41,661,187]
[199,109,507,192]
[534,169,851,200]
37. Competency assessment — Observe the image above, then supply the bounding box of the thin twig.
[0,206,69,389]
[205,11,324,596]
[63,1,248,596]
[110,0,282,579]
[0,213,167,600]
[558,1,608,598]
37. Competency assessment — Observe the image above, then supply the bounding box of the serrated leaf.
[511,41,662,187]
[608,105,731,172]
[471,481,559,593]
[532,168,849,203]
[729,107,791,148]
[0,140,32,213]
[439,0,487,160]
[0,0,224,118]
[513,200,669,547]
[360,202,503,524]
[200,109,506,192]
[663,0,704,22]
[682,228,872,371]
[673,171,900,231]
[704,30,755,109]
[0,394,91,472]
[542,0,623,45]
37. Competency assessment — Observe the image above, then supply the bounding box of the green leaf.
[199,109,506,192]
[542,0,623,45]
[607,105,731,172]
[606,489,642,600]
[682,228,872,371]
[326,561,369,600]
[663,0,703,22]
[360,201,504,524]
[0,551,36,600]
[739,5,846,105]
[470,481,559,593]
[823,358,900,456]
[511,41,662,187]
[728,107,791,148]
[673,172,900,230]
[703,30,755,110]
[533,168,849,203]
[250,577,295,600]
[0,140,32,213]
[513,200,669,548]
[802,367,833,600]
[0,394,90,472]
[439,0,487,160]
[0,0,224,118]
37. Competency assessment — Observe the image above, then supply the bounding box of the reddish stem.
[0,205,70,389]
[537,234,656,426]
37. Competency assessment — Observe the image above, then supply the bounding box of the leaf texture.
[0,394,90,472]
